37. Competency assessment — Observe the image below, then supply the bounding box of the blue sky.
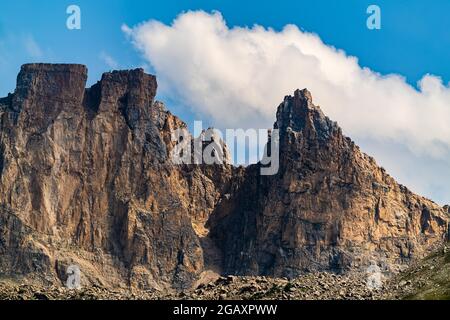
[1,0,449,96]
[1,1,450,204]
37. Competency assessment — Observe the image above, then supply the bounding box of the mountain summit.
[0,64,448,290]
[209,87,449,276]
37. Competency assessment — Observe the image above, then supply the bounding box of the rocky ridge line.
[0,64,448,293]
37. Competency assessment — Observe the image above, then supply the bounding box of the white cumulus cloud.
[123,11,450,204]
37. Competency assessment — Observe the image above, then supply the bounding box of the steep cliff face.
[0,64,448,290]
[0,64,232,289]
[209,89,449,277]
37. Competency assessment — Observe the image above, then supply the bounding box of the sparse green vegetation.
[389,243,450,300]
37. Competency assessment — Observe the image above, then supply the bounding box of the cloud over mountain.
[123,10,450,203]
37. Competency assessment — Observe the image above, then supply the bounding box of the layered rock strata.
[0,64,447,290]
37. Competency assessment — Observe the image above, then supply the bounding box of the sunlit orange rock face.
[209,89,449,277]
[0,64,447,290]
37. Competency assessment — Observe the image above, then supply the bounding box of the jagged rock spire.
[274,88,339,142]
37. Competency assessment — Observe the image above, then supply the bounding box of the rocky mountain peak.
[85,68,157,129]
[18,63,88,81]
[15,63,88,103]
[210,89,449,278]
[0,64,448,291]
[274,88,338,142]
[94,68,157,107]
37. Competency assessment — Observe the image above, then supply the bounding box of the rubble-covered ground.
[0,272,388,300]
[2,245,449,300]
